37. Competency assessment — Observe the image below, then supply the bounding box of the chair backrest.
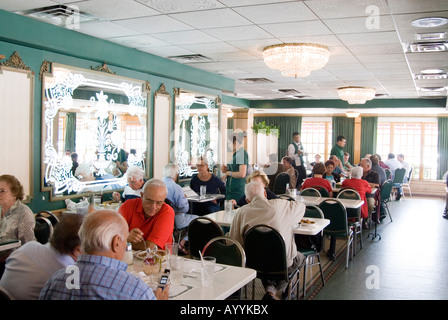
[305,205,324,219]
[380,179,394,200]
[385,168,391,179]
[300,187,321,198]
[337,188,361,200]
[273,173,290,194]
[243,224,288,279]
[202,236,246,267]
[313,185,330,197]
[187,217,224,259]
[34,216,53,244]
[0,286,15,300]
[407,167,413,182]
[318,199,349,236]
[393,168,406,184]
[36,210,59,226]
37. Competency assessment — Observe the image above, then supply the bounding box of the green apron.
[225,148,249,200]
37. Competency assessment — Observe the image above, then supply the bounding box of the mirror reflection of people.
[221,131,249,201]
[113,166,146,203]
[190,156,226,215]
[0,175,36,277]
[71,152,79,176]
[281,156,297,190]
[115,147,129,176]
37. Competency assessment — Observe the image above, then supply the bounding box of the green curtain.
[227,117,234,130]
[360,117,378,158]
[332,116,354,159]
[437,117,448,180]
[254,116,302,160]
[64,112,76,153]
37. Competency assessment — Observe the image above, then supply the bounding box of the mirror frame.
[40,62,150,201]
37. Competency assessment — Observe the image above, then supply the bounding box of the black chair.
[187,217,224,259]
[34,216,53,244]
[296,205,325,299]
[244,224,300,300]
[273,173,290,194]
[313,185,330,197]
[379,180,394,222]
[300,187,321,198]
[36,210,59,227]
[337,188,363,254]
[202,236,246,299]
[319,199,354,268]
[0,286,15,300]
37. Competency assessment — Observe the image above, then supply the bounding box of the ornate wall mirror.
[41,63,149,200]
[173,89,220,179]
[152,84,171,179]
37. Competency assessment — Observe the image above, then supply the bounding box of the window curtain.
[64,112,76,153]
[254,116,302,160]
[437,117,448,180]
[332,116,354,159]
[360,117,378,157]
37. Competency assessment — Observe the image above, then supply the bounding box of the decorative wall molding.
[0,51,31,71]
[39,60,51,81]
[156,83,169,95]
[90,62,116,75]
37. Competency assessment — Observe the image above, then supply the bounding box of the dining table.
[204,210,330,236]
[127,253,256,300]
[0,237,21,252]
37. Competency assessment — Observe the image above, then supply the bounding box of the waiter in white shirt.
[288,131,307,188]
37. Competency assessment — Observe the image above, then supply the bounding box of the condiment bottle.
[124,242,133,265]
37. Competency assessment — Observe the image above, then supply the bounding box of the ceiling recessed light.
[415,32,447,40]
[421,68,444,74]
[411,17,448,28]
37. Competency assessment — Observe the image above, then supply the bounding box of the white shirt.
[0,241,75,300]
[288,142,304,166]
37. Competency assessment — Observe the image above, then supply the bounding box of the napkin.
[65,199,90,214]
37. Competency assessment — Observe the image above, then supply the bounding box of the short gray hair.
[78,210,127,254]
[244,181,265,201]
[162,163,179,179]
[362,158,372,168]
[126,166,145,181]
[142,178,167,195]
[351,166,363,179]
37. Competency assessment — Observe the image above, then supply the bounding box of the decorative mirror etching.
[42,63,149,199]
[174,90,219,178]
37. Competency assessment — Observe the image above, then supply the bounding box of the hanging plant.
[252,121,280,137]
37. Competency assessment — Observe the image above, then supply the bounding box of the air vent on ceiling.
[276,89,301,95]
[375,93,389,97]
[407,42,448,52]
[415,32,447,41]
[17,5,100,26]
[238,78,273,84]
[415,73,448,80]
[168,54,215,64]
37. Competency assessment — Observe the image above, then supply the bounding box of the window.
[301,118,332,165]
[376,118,438,180]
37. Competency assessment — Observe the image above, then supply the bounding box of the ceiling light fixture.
[346,111,360,118]
[411,17,448,28]
[338,86,376,104]
[262,43,330,78]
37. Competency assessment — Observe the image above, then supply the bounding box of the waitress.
[221,131,249,201]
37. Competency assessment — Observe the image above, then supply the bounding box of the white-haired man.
[228,181,306,300]
[113,166,146,202]
[40,210,169,300]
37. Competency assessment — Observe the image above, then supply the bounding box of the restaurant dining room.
[0,0,448,308]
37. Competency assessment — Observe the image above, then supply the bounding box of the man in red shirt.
[119,179,174,250]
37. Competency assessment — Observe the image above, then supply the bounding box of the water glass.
[166,243,179,256]
[224,200,233,214]
[93,195,101,208]
[201,256,216,286]
[200,185,207,199]
[170,256,184,286]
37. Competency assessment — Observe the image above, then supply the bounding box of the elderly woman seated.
[341,166,372,221]
[301,162,333,197]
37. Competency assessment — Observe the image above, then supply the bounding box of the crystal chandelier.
[263,43,330,78]
[338,86,376,104]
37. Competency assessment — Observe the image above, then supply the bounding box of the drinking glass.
[224,200,233,214]
[170,256,184,286]
[201,256,216,286]
[200,185,207,199]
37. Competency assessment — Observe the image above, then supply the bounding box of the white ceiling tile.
[138,45,195,57]
[387,0,448,14]
[114,15,194,34]
[323,15,396,34]
[304,0,390,19]
[77,21,140,38]
[169,8,251,29]
[233,2,318,24]
[0,0,56,11]
[204,25,273,41]
[151,30,219,45]
[108,34,169,47]
[260,20,332,37]
[338,31,400,47]
[181,42,240,54]
[135,0,225,14]
[73,0,159,20]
